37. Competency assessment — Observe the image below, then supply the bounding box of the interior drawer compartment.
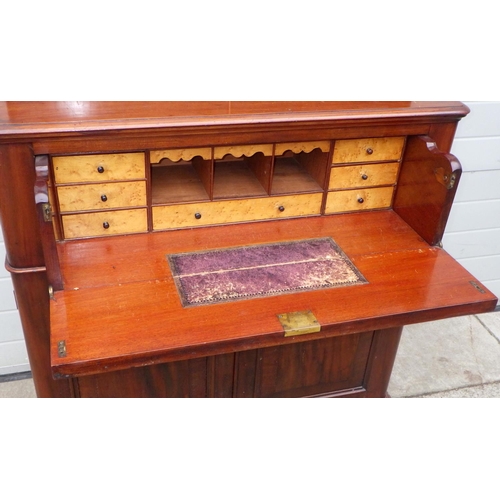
[153,193,323,230]
[325,186,394,214]
[53,153,145,183]
[329,163,399,190]
[62,208,147,239]
[57,181,146,212]
[332,137,405,164]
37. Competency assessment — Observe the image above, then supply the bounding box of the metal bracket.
[434,167,457,190]
[277,310,321,337]
[470,281,486,294]
[57,340,67,358]
[42,202,52,222]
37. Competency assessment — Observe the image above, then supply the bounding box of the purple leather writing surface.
[168,238,366,306]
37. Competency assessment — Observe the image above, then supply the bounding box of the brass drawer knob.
[361,174,368,180]
[97,165,105,173]
[101,194,108,202]
[366,148,373,155]
[103,221,110,229]
[194,213,202,220]
[278,205,285,212]
[357,197,364,204]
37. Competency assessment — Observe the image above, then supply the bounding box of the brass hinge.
[434,167,457,190]
[48,285,54,300]
[278,310,321,337]
[57,340,67,358]
[42,202,52,222]
[470,281,486,294]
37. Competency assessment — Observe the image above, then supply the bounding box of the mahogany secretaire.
[0,101,497,398]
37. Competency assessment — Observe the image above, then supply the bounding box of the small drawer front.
[153,193,323,230]
[62,209,147,239]
[332,137,405,164]
[57,181,146,212]
[325,187,394,214]
[329,163,399,190]
[53,153,145,183]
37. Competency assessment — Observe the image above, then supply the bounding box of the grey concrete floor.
[388,310,500,398]
[1,310,499,398]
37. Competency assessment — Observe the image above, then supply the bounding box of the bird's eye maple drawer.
[57,181,147,212]
[152,193,323,230]
[52,153,146,183]
[62,208,148,239]
[324,186,394,214]
[332,137,405,164]
[328,163,399,190]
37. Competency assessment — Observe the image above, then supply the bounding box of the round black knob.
[103,221,110,229]
[97,166,105,173]
[357,198,364,204]
[278,205,285,212]
[361,174,368,180]
[366,148,373,155]
[101,194,108,202]
[194,213,202,220]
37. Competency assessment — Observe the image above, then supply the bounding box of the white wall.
[444,101,500,301]
[0,102,498,375]
[0,226,30,375]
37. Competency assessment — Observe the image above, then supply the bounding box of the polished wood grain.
[0,102,468,139]
[50,211,497,377]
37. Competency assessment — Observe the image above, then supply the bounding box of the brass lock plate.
[277,310,321,337]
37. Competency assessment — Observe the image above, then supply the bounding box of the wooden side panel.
[0,144,72,397]
[363,326,403,398]
[394,135,462,245]
[35,155,63,290]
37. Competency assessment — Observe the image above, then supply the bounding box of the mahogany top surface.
[0,101,469,140]
[50,210,496,377]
